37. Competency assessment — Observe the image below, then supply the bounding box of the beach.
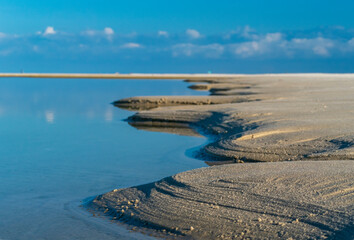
[90,74,354,239]
[3,1,354,239]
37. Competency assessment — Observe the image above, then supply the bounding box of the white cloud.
[229,34,338,58]
[81,28,114,41]
[43,26,56,36]
[1,26,354,60]
[264,33,282,42]
[172,43,194,57]
[224,25,259,40]
[104,27,114,41]
[172,43,224,58]
[82,30,97,36]
[104,27,114,35]
[230,32,284,57]
[158,31,169,37]
[290,37,334,57]
[313,46,329,56]
[242,25,256,39]
[82,28,114,37]
[186,29,201,39]
[121,43,142,49]
[233,41,261,57]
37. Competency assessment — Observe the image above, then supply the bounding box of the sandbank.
[90,74,354,239]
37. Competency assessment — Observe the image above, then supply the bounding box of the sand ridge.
[122,75,354,162]
[91,161,354,239]
[114,96,259,111]
[90,74,354,239]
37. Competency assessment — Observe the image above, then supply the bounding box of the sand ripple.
[92,161,353,239]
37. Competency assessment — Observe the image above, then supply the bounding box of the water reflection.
[114,95,245,167]
[126,119,237,166]
[45,110,55,123]
[104,108,113,122]
[0,78,207,240]
[128,121,203,137]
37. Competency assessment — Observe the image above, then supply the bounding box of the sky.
[0,0,354,73]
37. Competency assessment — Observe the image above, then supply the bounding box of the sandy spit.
[124,75,354,162]
[91,74,354,239]
[91,161,354,239]
[114,96,258,111]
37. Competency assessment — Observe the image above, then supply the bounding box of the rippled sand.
[92,74,354,239]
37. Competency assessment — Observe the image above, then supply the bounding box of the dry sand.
[124,75,354,162]
[91,161,353,239]
[91,74,354,239]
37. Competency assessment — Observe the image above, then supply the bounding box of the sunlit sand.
[89,74,354,239]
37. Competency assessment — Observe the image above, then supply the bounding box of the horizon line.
[0,73,354,80]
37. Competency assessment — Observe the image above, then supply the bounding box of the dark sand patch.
[114,96,258,111]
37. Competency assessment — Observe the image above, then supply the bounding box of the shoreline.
[1,72,354,79]
[90,74,354,239]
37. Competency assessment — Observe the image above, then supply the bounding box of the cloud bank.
[0,26,354,72]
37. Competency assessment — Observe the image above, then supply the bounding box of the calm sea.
[0,78,206,240]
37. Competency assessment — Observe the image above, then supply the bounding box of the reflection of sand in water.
[128,121,203,137]
[95,74,354,239]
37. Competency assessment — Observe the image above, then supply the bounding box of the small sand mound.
[114,96,256,111]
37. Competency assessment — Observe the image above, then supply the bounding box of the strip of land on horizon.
[1,73,354,80]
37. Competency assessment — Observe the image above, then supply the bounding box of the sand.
[125,75,354,162]
[90,74,354,239]
[114,96,258,111]
[91,161,353,239]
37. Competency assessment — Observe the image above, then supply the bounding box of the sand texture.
[91,161,354,239]
[91,74,354,239]
[114,96,258,111]
[124,75,354,162]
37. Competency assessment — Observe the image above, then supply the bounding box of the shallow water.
[0,78,206,240]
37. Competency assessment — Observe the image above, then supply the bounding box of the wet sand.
[91,74,354,239]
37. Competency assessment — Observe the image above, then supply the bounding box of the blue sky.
[0,1,354,73]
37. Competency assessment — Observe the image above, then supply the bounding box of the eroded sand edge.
[90,74,354,239]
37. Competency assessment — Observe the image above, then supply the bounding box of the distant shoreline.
[0,73,242,79]
[1,73,354,80]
